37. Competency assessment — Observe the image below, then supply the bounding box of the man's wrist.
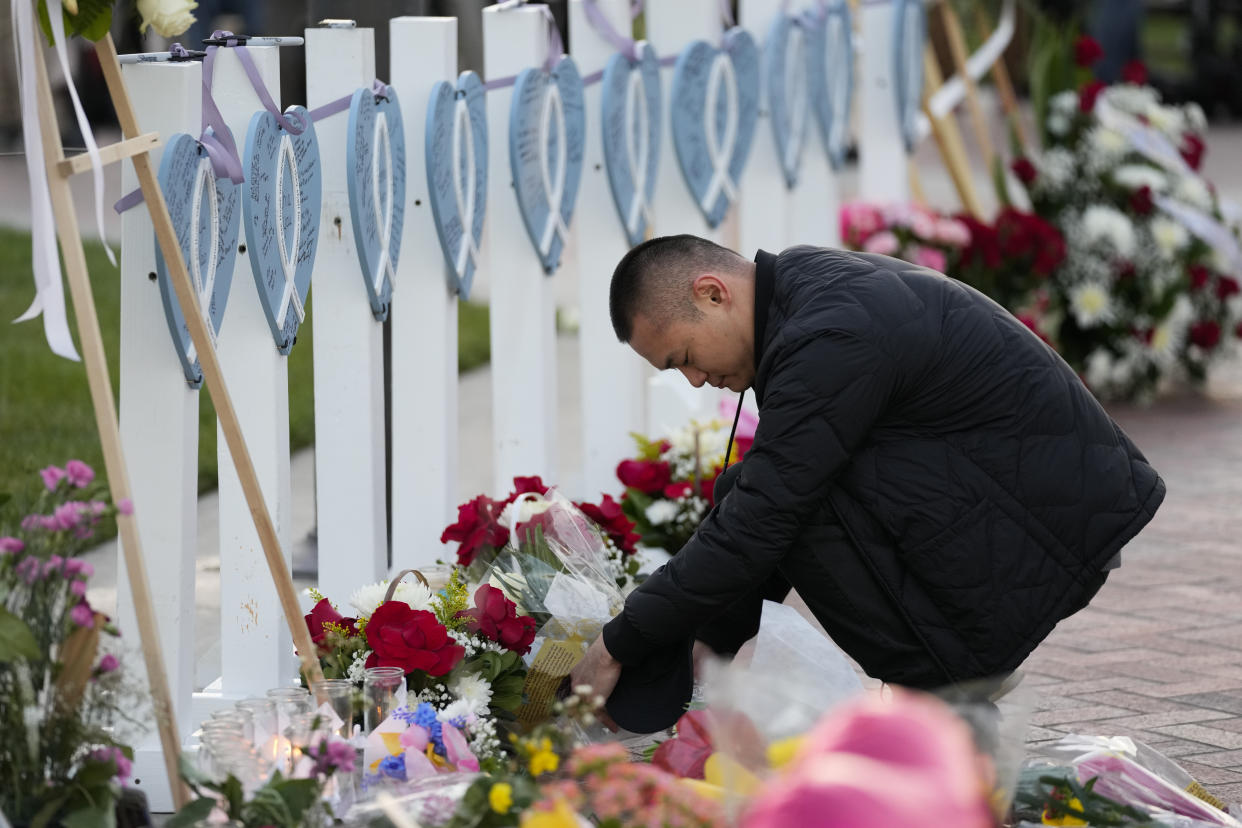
[602,611,648,666]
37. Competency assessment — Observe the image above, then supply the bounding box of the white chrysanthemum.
[1082,205,1136,256]
[350,579,433,617]
[1050,90,1080,116]
[1112,164,1167,192]
[437,698,476,723]
[1145,103,1184,136]
[645,499,682,526]
[1047,113,1071,137]
[1084,349,1115,390]
[1172,175,1214,210]
[450,673,493,715]
[1184,102,1208,133]
[1069,282,1116,328]
[1148,296,1194,365]
[1150,216,1190,258]
[1103,85,1159,115]
[1088,126,1129,167]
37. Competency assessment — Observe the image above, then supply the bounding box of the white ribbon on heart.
[371,111,398,295]
[451,96,481,279]
[538,81,571,258]
[275,133,307,328]
[623,66,653,237]
[701,51,740,214]
[783,22,809,175]
[826,12,851,154]
[184,157,222,365]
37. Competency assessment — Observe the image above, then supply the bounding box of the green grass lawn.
[0,226,489,534]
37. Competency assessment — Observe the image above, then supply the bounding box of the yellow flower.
[530,747,560,776]
[489,782,513,814]
[766,736,805,770]
[520,798,579,828]
[704,753,762,796]
[1042,796,1087,826]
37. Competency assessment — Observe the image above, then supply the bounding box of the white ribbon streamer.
[11,0,79,360]
[622,67,652,236]
[371,111,397,295]
[537,82,570,257]
[275,134,306,327]
[451,97,481,277]
[784,22,809,175]
[701,51,740,213]
[1155,195,1242,276]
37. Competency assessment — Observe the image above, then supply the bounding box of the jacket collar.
[752,249,777,403]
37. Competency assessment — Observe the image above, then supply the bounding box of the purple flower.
[0,537,23,554]
[40,465,67,491]
[39,516,60,531]
[70,601,94,627]
[73,526,95,541]
[117,499,133,516]
[97,653,119,674]
[85,500,108,516]
[52,502,82,531]
[65,460,95,488]
[71,579,87,597]
[88,747,131,784]
[312,738,356,776]
[16,557,41,584]
[43,555,64,577]
[20,515,42,532]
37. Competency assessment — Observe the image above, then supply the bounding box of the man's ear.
[691,273,729,308]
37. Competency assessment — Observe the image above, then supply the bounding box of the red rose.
[441,495,509,567]
[365,602,464,676]
[304,598,358,652]
[700,465,724,506]
[1189,265,1211,290]
[1180,133,1206,171]
[663,481,693,499]
[459,585,537,655]
[577,494,641,555]
[617,459,672,495]
[1190,319,1221,349]
[507,476,547,503]
[1079,80,1106,113]
[1011,157,1037,185]
[1074,35,1104,68]
[1215,276,1239,301]
[1129,186,1154,215]
[1121,60,1148,85]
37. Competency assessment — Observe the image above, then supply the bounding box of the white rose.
[137,0,198,38]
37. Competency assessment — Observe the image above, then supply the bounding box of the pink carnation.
[117,499,133,516]
[0,537,23,554]
[70,601,94,627]
[98,653,119,673]
[934,218,971,247]
[40,465,67,491]
[862,231,900,256]
[65,459,95,488]
[912,246,947,273]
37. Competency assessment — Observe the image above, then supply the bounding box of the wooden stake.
[29,31,189,810]
[974,1,1026,150]
[922,44,985,218]
[937,0,994,170]
[93,34,326,689]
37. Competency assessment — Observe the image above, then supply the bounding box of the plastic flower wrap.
[363,703,481,787]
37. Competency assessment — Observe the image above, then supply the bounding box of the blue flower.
[412,702,446,756]
[378,753,407,781]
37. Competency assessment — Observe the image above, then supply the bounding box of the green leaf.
[0,606,41,662]
[271,777,323,821]
[220,774,245,817]
[63,802,116,828]
[165,798,218,828]
[992,154,1013,208]
[36,0,114,44]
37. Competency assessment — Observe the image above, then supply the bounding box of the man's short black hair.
[609,234,745,342]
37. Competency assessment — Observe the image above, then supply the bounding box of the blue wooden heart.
[600,42,662,248]
[242,106,322,354]
[670,28,760,228]
[347,85,407,321]
[765,14,811,189]
[893,0,926,153]
[426,71,488,299]
[154,130,241,388]
[808,0,855,170]
[509,55,586,275]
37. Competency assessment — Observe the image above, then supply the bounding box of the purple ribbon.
[308,78,392,123]
[581,0,639,61]
[719,0,736,28]
[483,1,567,90]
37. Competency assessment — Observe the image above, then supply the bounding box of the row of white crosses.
[113,0,924,810]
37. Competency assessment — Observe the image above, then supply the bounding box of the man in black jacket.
[571,235,1166,728]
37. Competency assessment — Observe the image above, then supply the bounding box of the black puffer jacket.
[604,246,1165,684]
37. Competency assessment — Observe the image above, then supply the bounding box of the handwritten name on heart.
[155,131,241,388]
[243,105,321,353]
[347,86,407,321]
[509,56,587,275]
[426,71,488,299]
[808,0,855,170]
[601,42,662,247]
[670,28,760,229]
[766,14,811,189]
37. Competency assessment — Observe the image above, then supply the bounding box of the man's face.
[628,275,755,392]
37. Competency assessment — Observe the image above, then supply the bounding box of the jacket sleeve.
[603,330,900,665]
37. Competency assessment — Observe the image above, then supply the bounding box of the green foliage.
[434,567,471,631]
[466,649,527,713]
[171,761,335,828]
[445,774,542,828]
[0,606,41,662]
[1013,767,1157,826]
[38,0,114,44]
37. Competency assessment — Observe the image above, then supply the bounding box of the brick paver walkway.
[1022,362,1242,804]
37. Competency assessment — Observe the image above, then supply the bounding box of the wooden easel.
[27,13,326,806]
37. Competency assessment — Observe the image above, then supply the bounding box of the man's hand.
[692,639,716,682]
[570,634,622,732]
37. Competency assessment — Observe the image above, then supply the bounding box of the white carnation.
[137,0,197,37]
[1082,205,1136,256]
[1103,85,1159,116]
[1149,216,1190,258]
[1112,165,1167,192]
[1088,126,1129,169]
[450,673,494,715]
[645,499,682,526]
[1069,282,1116,328]
[499,494,554,529]
[350,579,433,617]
